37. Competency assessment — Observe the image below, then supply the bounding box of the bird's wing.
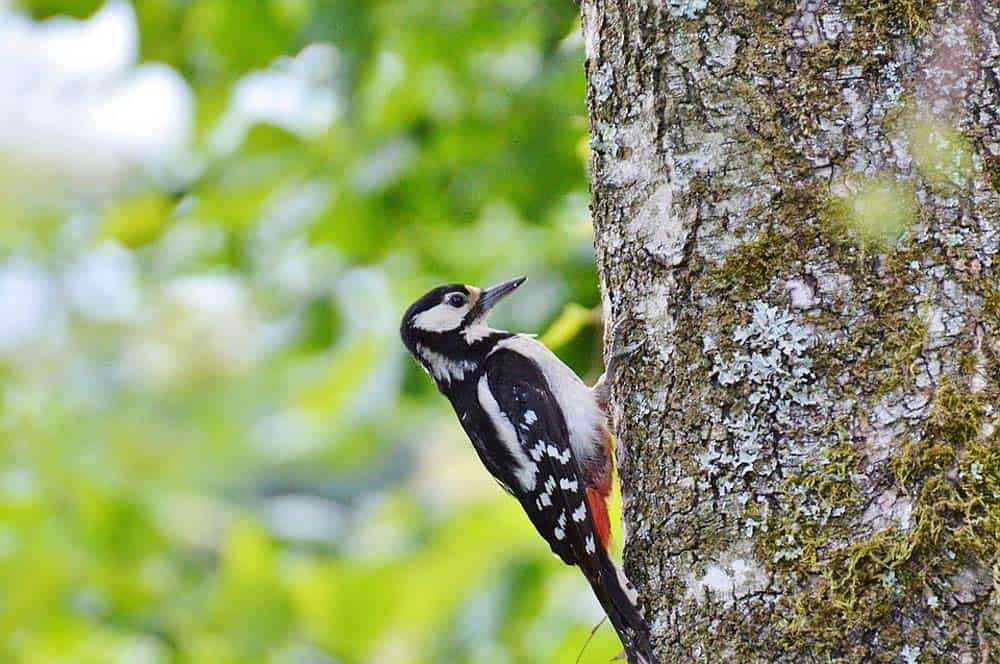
[482,348,605,569]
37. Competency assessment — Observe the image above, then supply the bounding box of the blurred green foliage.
[840,177,917,246]
[0,1,616,662]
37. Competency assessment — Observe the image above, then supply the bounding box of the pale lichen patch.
[861,488,913,531]
[900,643,922,664]
[684,553,767,605]
[702,302,820,504]
[628,184,684,266]
[667,0,708,20]
[784,278,816,310]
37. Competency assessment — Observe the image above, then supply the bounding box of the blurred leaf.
[298,337,379,419]
[18,0,103,19]
[540,303,597,350]
[907,116,974,191]
[841,177,917,246]
[0,1,602,662]
[102,192,174,248]
[209,519,294,655]
[187,0,301,73]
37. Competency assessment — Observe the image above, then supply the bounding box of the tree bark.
[582,0,1000,661]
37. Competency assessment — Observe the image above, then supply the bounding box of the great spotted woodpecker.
[400,276,656,664]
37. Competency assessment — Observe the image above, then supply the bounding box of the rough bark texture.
[582,0,1000,661]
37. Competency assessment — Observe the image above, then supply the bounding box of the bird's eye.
[447,293,467,307]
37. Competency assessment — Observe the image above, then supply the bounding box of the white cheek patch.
[411,302,466,332]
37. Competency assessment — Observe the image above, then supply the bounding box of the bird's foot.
[593,315,645,409]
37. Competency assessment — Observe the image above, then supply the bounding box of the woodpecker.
[400,276,656,664]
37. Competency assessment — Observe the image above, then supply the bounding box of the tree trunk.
[582,0,1000,661]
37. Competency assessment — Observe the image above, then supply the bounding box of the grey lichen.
[591,61,615,104]
[900,644,922,664]
[667,0,708,20]
[589,120,622,158]
[702,303,818,509]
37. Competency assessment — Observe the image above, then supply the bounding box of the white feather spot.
[573,503,587,523]
[416,343,475,383]
[617,563,639,604]
[478,374,536,491]
[557,511,567,528]
[539,492,552,508]
[559,448,572,464]
[559,478,578,492]
[585,534,596,554]
[546,444,560,459]
[554,527,566,540]
[544,476,556,493]
[524,410,537,424]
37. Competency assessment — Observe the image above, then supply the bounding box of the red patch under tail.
[586,487,612,549]
[584,424,615,549]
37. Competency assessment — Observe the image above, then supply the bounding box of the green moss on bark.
[709,230,791,298]
[984,155,1000,194]
[753,376,999,659]
[708,200,999,658]
[842,0,937,37]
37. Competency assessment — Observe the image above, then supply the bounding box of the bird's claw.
[593,314,645,408]
[606,314,645,381]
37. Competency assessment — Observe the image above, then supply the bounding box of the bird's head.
[400,276,525,383]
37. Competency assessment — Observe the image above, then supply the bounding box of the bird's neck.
[416,329,513,387]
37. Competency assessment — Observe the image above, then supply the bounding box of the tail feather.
[586,487,613,549]
[584,551,657,664]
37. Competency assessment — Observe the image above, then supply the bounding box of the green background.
[0,1,619,662]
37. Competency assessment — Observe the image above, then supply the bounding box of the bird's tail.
[584,550,657,664]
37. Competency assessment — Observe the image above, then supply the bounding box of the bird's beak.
[470,276,526,320]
